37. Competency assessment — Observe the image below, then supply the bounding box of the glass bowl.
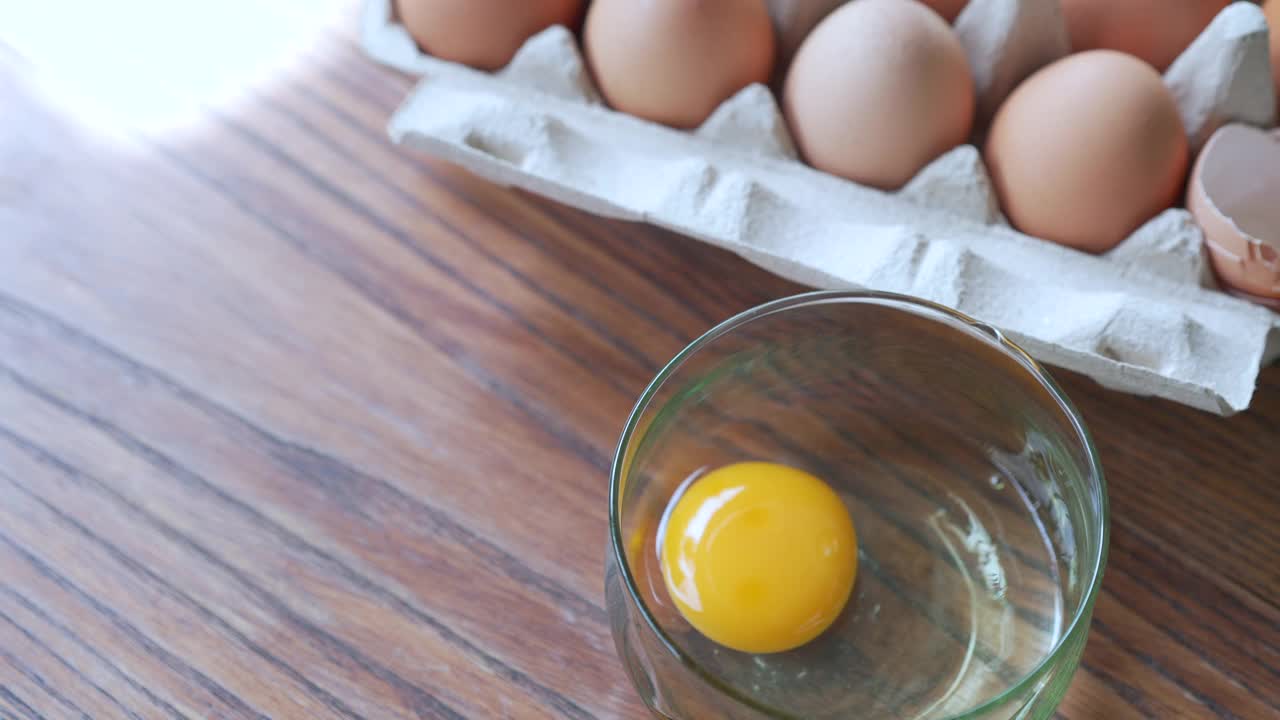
[606,291,1108,720]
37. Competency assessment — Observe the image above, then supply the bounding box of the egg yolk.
[659,462,858,654]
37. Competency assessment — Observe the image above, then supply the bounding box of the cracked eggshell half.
[1188,124,1280,303]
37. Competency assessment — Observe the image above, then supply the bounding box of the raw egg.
[783,0,975,190]
[1187,124,1280,302]
[1060,0,1229,71]
[584,0,776,129]
[660,462,857,654]
[985,50,1188,253]
[396,0,584,71]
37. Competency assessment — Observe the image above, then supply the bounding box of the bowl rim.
[607,290,1110,719]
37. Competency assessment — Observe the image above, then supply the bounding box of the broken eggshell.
[1188,124,1280,304]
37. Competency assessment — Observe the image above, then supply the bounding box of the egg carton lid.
[362,0,1280,415]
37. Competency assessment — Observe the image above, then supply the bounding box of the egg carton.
[362,0,1280,415]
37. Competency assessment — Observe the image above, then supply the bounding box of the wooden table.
[1,7,1277,719]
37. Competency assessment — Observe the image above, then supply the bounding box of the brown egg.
[1060,0,1230,71]
[783,0,975,190]
[584,0,776,129]
[397,0,585,71]
[919,0,969,23]
[1268,0,1280,115]
[768,0,850,69]
[985,51,1188,253]
[1187,125,1280,302]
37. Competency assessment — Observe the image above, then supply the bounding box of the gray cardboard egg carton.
[363,0,1280,415]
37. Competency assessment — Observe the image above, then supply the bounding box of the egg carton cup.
[362,0,1280,415]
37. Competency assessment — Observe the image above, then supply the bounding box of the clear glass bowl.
[606,291,1108,720]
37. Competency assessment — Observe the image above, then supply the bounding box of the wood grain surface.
[1,6,1278,719]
